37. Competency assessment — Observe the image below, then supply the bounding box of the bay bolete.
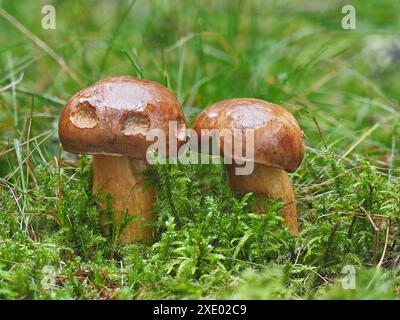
[192,98,304,234]
[59,76,187,243]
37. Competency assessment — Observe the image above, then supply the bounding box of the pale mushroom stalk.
[92,155,155,243]
[227,164,299,235]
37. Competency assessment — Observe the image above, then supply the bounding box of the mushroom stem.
[227,164,299,235]
[92,155,155,244]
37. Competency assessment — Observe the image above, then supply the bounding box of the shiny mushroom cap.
[192,98,304,173]
[59,76,187,159]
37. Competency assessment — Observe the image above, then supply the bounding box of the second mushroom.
[192,98,304,234]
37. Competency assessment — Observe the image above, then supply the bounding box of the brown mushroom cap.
[192,98,304,172]
[59,76,187,159]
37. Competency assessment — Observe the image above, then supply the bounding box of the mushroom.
[59,76,187,243]
[192,98,304,234]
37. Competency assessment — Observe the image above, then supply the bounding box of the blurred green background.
[1,0,399,155]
